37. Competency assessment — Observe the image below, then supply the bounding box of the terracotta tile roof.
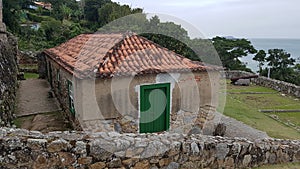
[44,33,220,78]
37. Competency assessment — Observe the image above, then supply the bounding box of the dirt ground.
[16,79,61,117]
[15,78,72,132]
[14,111,72,133]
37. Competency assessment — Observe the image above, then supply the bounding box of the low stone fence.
[225,71,300,98]
[0,127,299,169]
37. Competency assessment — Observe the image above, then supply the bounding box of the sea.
[240,38,300,72]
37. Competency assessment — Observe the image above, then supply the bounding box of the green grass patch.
[24,73,39,79]
[254,162,300,169]
[220,81,300,139]
[13,115,34,128]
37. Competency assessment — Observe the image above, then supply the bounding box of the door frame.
[67,80,76,116]
[139,83,171,133]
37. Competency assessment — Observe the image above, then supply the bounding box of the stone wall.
[225,71,300,98]
[0,31,18,126]
[0,127,299,169]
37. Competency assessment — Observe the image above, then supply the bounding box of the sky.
[112,0,300,39]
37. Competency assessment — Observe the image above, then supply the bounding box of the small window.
[68,80,75,116]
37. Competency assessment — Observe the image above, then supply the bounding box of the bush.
[27,12,53,22]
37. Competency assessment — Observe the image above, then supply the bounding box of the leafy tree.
[253,49,266,74]
[188,38,219,64]
[45,0,79,21]
[295,63,300,72]
[60,4,72,20]
[84,0,109,23]
[98,2,144,28]
[212,37,257,71]
[2,0,22,33]
[263,49,295,82]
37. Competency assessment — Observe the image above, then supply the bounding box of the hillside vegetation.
[3,0,300,85]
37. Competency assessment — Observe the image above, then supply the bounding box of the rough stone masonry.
[0,128,299,169]
[0,0,18,127]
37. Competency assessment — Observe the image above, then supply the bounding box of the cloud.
[112,0,300,38]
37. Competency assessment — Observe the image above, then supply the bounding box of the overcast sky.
[112,0,300,39]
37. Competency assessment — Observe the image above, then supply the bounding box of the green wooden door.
[140,83,170,133]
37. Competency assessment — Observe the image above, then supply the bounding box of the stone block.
[78,157,92,165]
[89,162,106,169]
[133,160,150,169]
[47,139,71,152]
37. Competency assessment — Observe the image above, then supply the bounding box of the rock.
[187,126,202,135]
[166,162,180,169]
[191,142,200,154]
[114,122,122,133]
[216,143,229,160]
[159,158,171,167]
[126,147,144,157]
[32,155,48,169]
[269,153,276,164]
[47,139,71,152]
[150,158,159,164]
[89,162,106,169]
[78,157,92,165]
[133,160,150,169]
[141,140,167,158]
[213,123,226,136]
[122,158,138,167]
[89,139,114,160]
[58,152,76,166]
[27,139,47,150]
[234,79,250,86]
[108,158,122,168]
[243,155,252,166]
[75,141,87,156]
[224,157,234,168]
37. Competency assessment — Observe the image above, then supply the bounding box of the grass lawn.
[24,72,39,79]
[219,81,300,139]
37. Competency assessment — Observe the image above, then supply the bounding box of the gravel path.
[203,112,270,140]
[16,79,61,117]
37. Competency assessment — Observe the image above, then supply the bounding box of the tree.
[45,0,79,21]
[212,37,257,71]
[84,0,109,23]
[295,63,300,72]
[253,49,266,75]
[263,49,295,82]
[60,4,72,20]
[98,2,144,28]
[2,0,22,33]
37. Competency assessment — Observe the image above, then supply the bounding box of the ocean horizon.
[240,38,300,72]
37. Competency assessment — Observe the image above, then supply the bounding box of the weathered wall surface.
[225,71,300,98]
[43,56,82,131]
[0,21,18,126]
[79,71,220,134]
[0,127,299,169]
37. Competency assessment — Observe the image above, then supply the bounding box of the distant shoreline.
[241,38,300,72]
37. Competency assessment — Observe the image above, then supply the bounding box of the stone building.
[42,32,221,133]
